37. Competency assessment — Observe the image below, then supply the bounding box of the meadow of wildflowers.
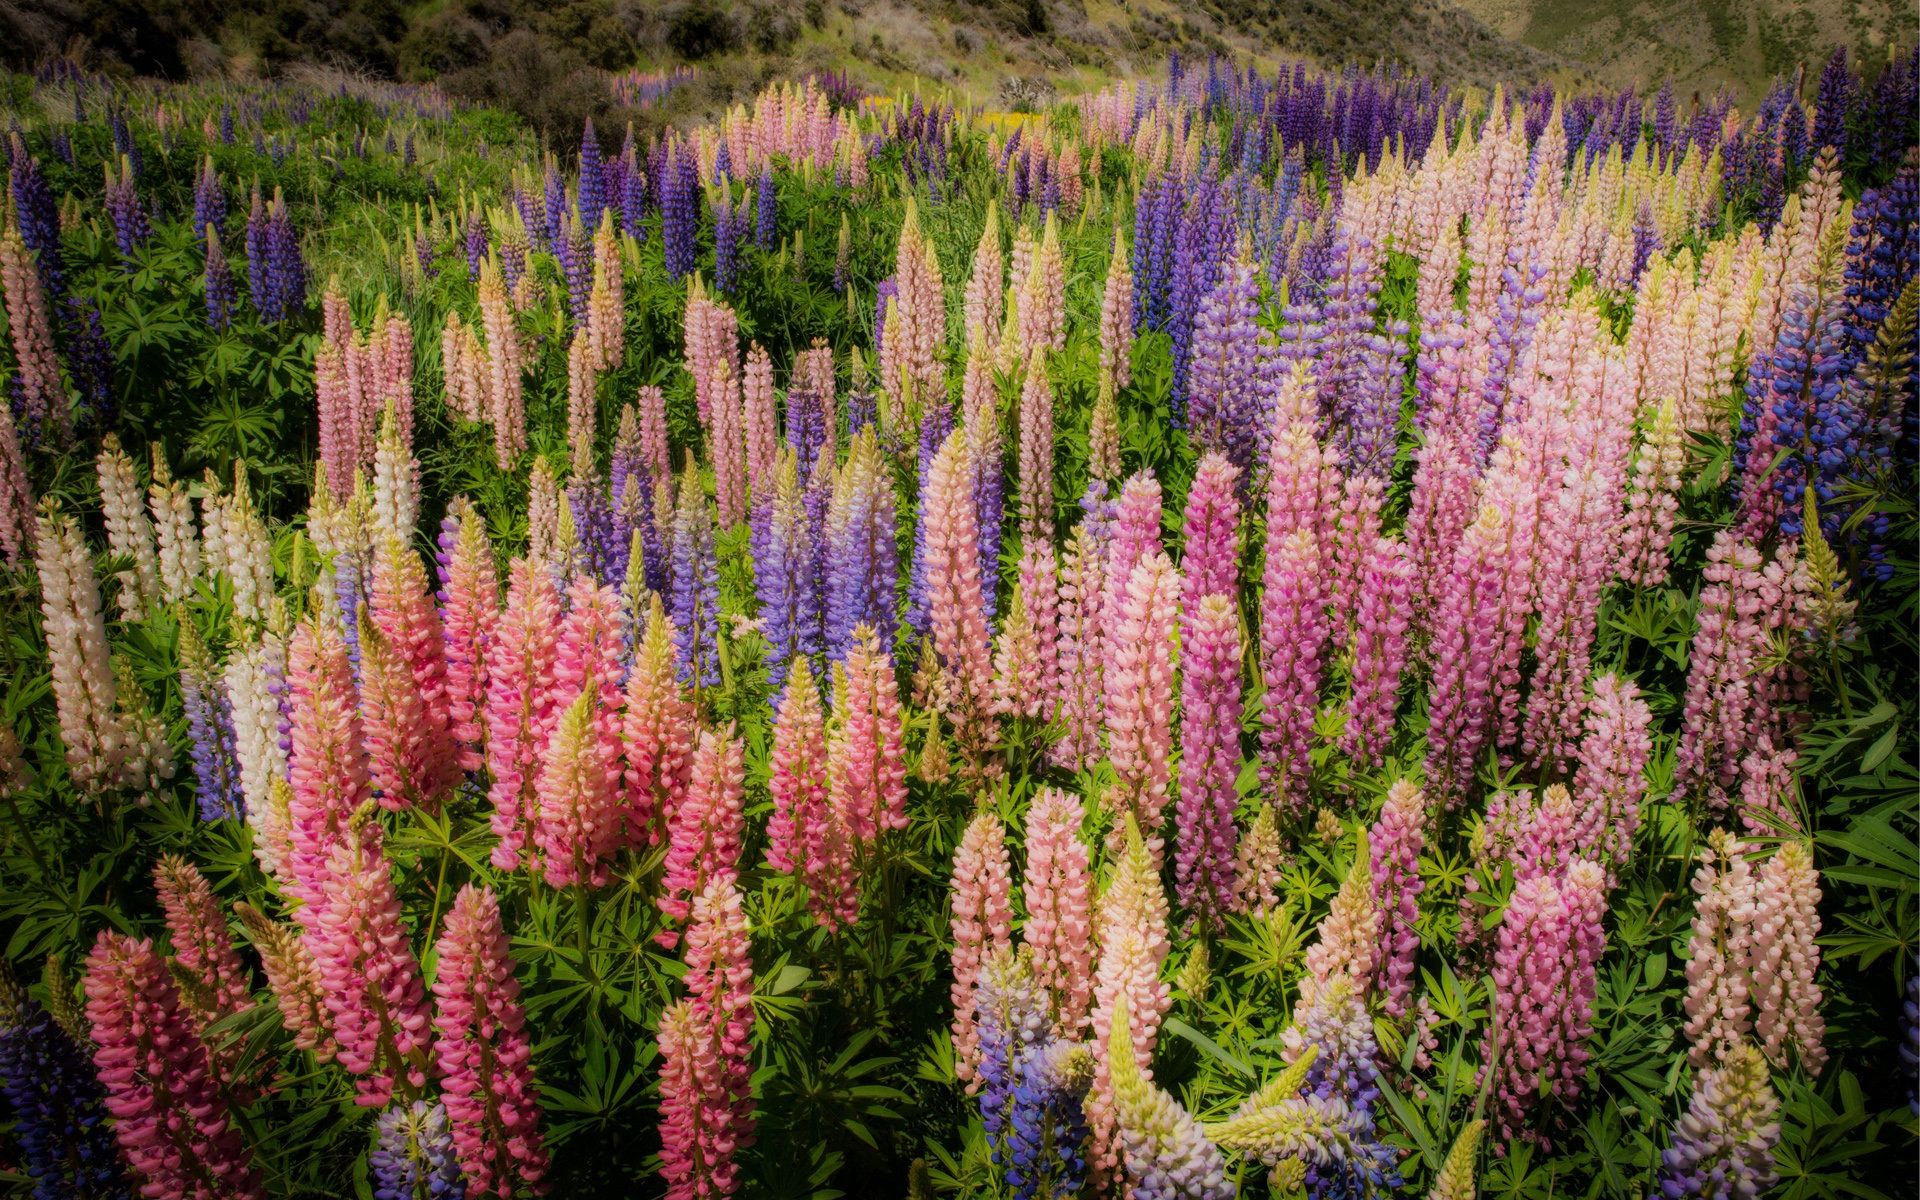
[0,46,1916,1200]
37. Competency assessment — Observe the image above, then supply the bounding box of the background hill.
[2,0,1911,124]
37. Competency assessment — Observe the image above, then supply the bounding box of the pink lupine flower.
[96,439,162,619]
[1341,535,1412,769]
[635,384,672,487]
[1615,398,1685,587]
[1265,422,1338,549]
[710,358,749,526]
[923,428,995,732]
[438,497,499,772]
[962,204,1004,342]
[0,397,32,564]
[34,504,132,795]
[622,594,697,848]
[1015,357,1056,539]
[360,534,460,812]
[658,877,756,1200]
[1402,424,1479,629]
[566,330,597,475]
[1,219,67,444]
[1257,527,1325,808]
[1176,593,1241,926]
[683,278,740,433]
[1751,841,1825,1073]
[1098,224,1133,399]
[534,690,625,889]
[286,609,372,905]
[1051,525,1105,771]
[307,817,432,1107]
[1017,212,1065,359]
[1737,735,1800,835]
[743,343,778,498]
[1179,453,1240,611]
[1087,816,1171,1189]
[1684,831,1760,1067]
[1524,461,1630,766]
[1482,857,1607,1146]
[84,930,265,1199]
[484,559,564,870]
[1368,781,1426,1018]
[433,884,550,1198]
[767,660,858,931]
[478,258,527,468]
[1325,476,1382,649]
[1102,472,1163,655]
[1676,533,1811,806]
[154,854,254,1033]
[1569,673,1652,878]
[990,542,1058,720]
[1423,501,1519,806]
[829,624,908,843]
[950,808,1013,1086]
[1021,787,1094,1032]
[658,724,747,946]
[1104,550,1180,864]
[1302,831,1383,991]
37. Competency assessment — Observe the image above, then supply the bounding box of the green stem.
[1,791,48,874]
[424,848,450,944]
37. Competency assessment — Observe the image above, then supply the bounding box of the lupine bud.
[235,901,335,1061]
[1105,995,1232,1200]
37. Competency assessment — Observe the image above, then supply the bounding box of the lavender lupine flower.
[755,165,777,252]
[1650,1043,1780,1200]
[752,451,821,692]
[1474,255,1548,460]
[204,230,236,332]
[824,428,899,662]
[463,211,488,282]
[668,462,722,689]
[972,433,1005,623]
[1903,977,1918,1116]
[179,620,244,822]
[370,1099,466,1200]
[0,989,130,1200]
[1187,254,1265,480]
[1737,283,1849,544]
[973,948,1091,1200]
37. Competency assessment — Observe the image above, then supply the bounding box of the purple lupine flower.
[1629,199,1661,287]
[1186,255,1265,480]
[500,234,528,295]
[265,190,307,322]
[220,105,235,144]
[193,156,226,244]
[10,137,66,302]
[874,277,899,353]
[180,623,244,821]
[463,210,488,282]
[620,148,649,243]
[62,298,114,426]
[661,144,698,281]
[542,163,567,253]
[370,1099,466,1200]
[1474,254,1548,461]
[787,380,830,479]
[668,469,722,688]
[103,159,151,267]
[1650,1046,1780,1200]
[202,228,234,333]
[1167,178,1235,425]
[558,213,591,325]
[824,430,899,662]
[0,994,130,1200]
[755,165,777,253]
[335,556,366,679]
[578,118,604,235]
[568,481,622,586]
[751,452,821,692]
[972,431,1004,623]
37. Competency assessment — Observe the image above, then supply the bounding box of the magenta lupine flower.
[534,576,627,886]
[829,624,908,844]
[307,818,433,1108]
[1178,453,1240,611]
[484,559,564,870]
[1176,593,1241,926]
[1423,500,1521,807]
[657,724,747,947]
[1402,424,1479,628]
[767,660,858,931]
[1481,858,1607,1146]
[1569,673,1652,878]
[1265,422,1339,549]
[1021,787,1094,1033]
[84,931,265,1199]
[1051,524,1106,771]
[952,809,1014,1087]
[1257,527,1325,809]
[1524,454,1631,767]
[1104,551,1180,865]
[1341,536,1412,769]
[432,884,550,1198]
[1368,781,1426,1018]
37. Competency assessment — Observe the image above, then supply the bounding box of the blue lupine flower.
[370,1099,466,1200]
[0,993,130,1200]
